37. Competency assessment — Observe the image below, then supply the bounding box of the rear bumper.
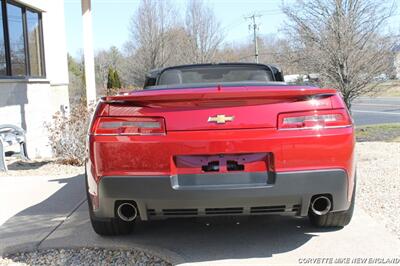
[91,169,351,221]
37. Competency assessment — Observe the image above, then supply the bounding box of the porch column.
[81,0,96,106]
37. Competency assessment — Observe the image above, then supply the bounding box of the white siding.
[42,0,69,86]
[0,0,70,158]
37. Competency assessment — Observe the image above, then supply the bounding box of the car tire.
[85,169,135,236]
[309,181,356,228]
[89,214,134,236]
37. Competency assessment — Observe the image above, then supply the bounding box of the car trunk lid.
[104,85,336,131]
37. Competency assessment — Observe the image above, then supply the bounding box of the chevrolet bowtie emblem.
[208,115,235,124]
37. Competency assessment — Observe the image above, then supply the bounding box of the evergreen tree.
[107,67,115,89]
[107,67,122,89]
[113,69,122,88]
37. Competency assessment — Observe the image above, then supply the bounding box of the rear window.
[157,66,274,86]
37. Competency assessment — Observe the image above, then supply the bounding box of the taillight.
[278,109,352,130]
[93,117,166,135]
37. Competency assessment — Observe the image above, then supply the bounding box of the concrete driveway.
[1,174,400,265]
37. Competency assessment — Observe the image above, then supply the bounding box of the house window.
[7,3,25,76]
[0,0,45,78]
[0,4,6,75]
[27,10,43,76]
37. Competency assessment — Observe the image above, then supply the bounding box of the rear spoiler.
[103,86,337,104]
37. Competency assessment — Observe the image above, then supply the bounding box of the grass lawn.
[367,80,400,97]
[356,123,400,142]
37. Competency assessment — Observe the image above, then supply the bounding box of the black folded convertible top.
[144,63,284,88]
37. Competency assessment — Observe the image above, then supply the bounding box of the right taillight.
[278,109,352,130]
[93,117,166,136]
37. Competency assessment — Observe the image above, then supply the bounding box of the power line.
[222,19,246,32]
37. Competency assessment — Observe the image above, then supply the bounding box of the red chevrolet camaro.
[86,63,356,235]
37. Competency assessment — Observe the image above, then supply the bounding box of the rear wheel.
[89,214,134,236]
[309,181,356,228]
[85,170,135,236]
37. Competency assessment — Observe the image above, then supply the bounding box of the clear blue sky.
[64,0,400,57]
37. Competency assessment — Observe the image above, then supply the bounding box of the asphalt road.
[352,97,400,125]
[1,174,400,265]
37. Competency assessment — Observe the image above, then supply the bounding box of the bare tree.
[215,35,298,75]
[67,53,86,106]
[163,27,194,66]
[125,0,178,85]
[283,0,396,108]
[185,0,224,63]
[95,46,123,91]
[121,0,227,86]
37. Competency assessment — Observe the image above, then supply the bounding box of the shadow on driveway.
[0,172,335,263]
[128,215,339,262]
[0,172,345,264]
[7,173,398,264]
[6,160,53,171]
[0,174,85,256]
[2,173,400,264]
[42,202,337,264]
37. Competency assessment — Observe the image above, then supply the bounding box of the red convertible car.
[86,63,356,235]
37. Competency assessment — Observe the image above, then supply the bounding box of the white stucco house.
[0,0,95,159]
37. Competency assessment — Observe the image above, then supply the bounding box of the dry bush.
[46,102,93,166]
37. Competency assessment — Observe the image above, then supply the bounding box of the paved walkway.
[1,174,400,265]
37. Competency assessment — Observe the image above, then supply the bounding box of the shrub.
[46,102,93,166]
[106,67,122,95]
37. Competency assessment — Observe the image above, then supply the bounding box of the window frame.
[0,0,46,79]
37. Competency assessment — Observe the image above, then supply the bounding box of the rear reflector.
[278,109,352,130]
[94,117,165,135]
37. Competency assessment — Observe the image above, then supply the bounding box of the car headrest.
[158,70,182,85]
[249,73,270,81]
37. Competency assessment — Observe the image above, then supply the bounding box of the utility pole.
[246,14,261,63]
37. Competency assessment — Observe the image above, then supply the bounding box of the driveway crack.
[36,198,87,249]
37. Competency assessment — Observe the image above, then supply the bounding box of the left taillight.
[93,117,166,136]
[278,109,352,130]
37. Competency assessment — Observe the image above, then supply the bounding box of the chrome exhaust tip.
[117,202,137,222]
[311,196,332,216]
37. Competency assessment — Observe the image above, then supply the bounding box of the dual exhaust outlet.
[310,195,332,216]
[117,202,138,222]
[116,197,331,220]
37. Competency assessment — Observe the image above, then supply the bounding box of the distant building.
[0,0,69,158]
[284,74,303,83]
[393,44,400,79]
[284,73,320,84]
